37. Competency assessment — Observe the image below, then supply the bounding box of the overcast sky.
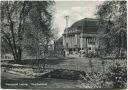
[52,1,103,38]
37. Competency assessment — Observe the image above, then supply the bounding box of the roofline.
[71,18,99,28]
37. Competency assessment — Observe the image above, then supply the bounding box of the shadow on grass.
[1,57,69,66]
[39,69,86,80]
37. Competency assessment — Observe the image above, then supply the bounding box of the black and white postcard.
[1,0,127,89]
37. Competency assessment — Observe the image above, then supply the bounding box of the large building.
[62,18,100,55]
[54,37,65,57]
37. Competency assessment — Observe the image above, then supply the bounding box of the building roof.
[71,18,99,27]
[70,18,99,34]
[54,37,63,43]
[64,27,71,32]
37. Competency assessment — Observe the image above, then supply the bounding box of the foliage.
[96,1,127,88]
[1,1,55,63]
[1,1,29,62]
[80,59,127,88]
[23,1,55,59]
[96,1,127,57]
[80,72,103,88]
[106,60,127,88]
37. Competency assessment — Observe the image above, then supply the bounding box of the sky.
[52,1,103,38]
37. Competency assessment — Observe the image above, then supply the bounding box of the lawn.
[1,57,127,89]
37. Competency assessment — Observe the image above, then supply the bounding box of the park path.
[1,68,32,79]
[1,68,84,89]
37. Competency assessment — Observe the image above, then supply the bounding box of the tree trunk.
[13,47,22,63]
[17,47,22,62]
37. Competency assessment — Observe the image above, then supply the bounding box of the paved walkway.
[1,68,84,89]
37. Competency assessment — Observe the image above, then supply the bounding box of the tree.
[96,1,127,88]
[23,1,55,59]
[23,1,55,71]
[1,1,55,63]
[1,1,28,63]
[96,1,127,58]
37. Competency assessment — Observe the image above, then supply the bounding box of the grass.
[2,57,126,74]
[1,57,127,89]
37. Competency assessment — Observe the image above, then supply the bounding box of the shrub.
[80,72,105,88]
[106,61,127,88]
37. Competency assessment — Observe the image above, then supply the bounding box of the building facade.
[54,37,65,57]
[63,18,99,55]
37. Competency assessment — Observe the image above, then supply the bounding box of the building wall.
[63,18,99,54]
[63,31,99,54]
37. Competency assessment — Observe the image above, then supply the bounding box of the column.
[84,37,86,51]
[81,34,83,50]
[63,35,65,48]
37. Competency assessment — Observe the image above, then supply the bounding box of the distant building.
[54,37,63,50]
[63,18,100,55]
[54,37,65,57]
